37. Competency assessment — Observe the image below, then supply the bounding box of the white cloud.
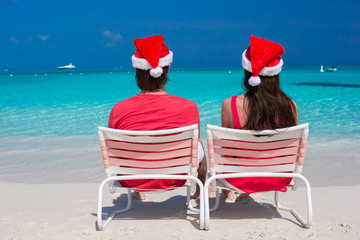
[37,34,50,41]
[102,30,122,47]
[9,37,18,43]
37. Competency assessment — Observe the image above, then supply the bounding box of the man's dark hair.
[135,66,169,91]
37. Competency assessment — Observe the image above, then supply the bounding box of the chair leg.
[186,187,191,207]
[203,188,220,230]
[203,179,215,230]
[187,182,202,213]
[97,184,132,231]
[209,189,220,212]
[186,180,205,229]
[274,176,313,228]
[198,184,205,230]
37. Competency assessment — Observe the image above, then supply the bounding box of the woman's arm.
[221,97,234,128]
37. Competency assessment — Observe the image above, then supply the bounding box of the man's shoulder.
[111,95,139,110]
[168,95,196,105]
[168,95,198,111]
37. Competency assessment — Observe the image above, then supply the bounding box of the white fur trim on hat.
[241,50,283,76]
[131,51,173,70]
[248,76,261,86]
[150,67,163,78]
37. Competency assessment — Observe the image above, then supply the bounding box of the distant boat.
[320,65,324,72]
[57,63,76,69]
[327,66,337,72]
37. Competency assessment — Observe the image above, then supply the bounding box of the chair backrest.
[98,124,199,178]
[206,123,309,189]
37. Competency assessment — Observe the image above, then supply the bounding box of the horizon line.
[2,64,359,73]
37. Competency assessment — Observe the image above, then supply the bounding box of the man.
[108,35,206,200]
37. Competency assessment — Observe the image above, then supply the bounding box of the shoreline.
[1,182,359,239]
[1,134,359,187]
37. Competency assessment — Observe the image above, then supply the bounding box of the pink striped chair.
[204,123,312,230]
[97,124,204,230]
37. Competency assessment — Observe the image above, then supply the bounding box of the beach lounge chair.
[97,124,204,230]
[204,123,312,230]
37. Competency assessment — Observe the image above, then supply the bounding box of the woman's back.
[221,94,297,130]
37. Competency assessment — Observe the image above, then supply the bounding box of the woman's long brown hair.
[242,70,297,131]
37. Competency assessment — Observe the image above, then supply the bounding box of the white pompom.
[150,67,163,78]
[248,76,261,86]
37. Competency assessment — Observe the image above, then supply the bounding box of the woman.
[221,36,298,200]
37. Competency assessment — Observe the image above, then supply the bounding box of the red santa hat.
[131,35,173,78]
[242,35,284,87]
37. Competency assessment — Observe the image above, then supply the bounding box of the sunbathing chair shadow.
[206,195,303,227]
[208,195,280,219]
[93,194,201,229]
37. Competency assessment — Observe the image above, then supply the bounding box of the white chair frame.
[204,124,312,230]
[97,124,204,230]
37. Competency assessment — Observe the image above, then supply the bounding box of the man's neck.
[140,88,166,94]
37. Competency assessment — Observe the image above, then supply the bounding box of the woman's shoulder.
[222,97,232,106]
[222,94,247,117]
[222,94,245,103]
[222,94,246,107]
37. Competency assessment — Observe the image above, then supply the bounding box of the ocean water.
[0,66,359,185]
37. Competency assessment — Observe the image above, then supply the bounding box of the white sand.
[1,134,359,239]
[1,182,359,240]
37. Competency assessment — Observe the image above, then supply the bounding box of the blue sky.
[1,0,359,70]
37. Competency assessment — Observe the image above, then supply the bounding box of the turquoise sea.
[0,66,359,186]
